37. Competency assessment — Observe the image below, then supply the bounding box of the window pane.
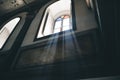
[54,28,61,33]
[0,17,20,49]
[62,17,72,31]
[63,26,72,31]
[54,20,62,29]
[63,18,70,27]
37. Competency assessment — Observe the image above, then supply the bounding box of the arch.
[0,17,20,49]
[54,10,71,20]
[37,0,72,38]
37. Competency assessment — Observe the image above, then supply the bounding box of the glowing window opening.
[54,15,72,33]
[37,0,72,38]
[0,17,20,49]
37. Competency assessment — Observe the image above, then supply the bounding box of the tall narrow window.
[54,15,72,33]
[37,0,72,38]
[0,17,20,49]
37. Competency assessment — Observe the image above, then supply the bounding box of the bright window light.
[0,17,20,49]
[37,0,72,38]
[54,15,72,33]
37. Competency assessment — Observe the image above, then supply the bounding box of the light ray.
[40,34,59,64]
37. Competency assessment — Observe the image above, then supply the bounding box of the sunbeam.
[40,33,59,64]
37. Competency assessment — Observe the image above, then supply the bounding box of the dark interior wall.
[0,0,119,80]
[74,0,97,32]
[21,0,98,47]
[97,0,120,68]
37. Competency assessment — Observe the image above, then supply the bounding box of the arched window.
[0,17,20,49]
[37,0,72,38]
[54,15,72,33]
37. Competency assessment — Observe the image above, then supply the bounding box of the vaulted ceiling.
[0,0,53,17]
[0,0,56,27]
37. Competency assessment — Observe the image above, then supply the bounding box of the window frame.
[34,0,76,41]
[0,17,21,50]
[53,15,72,33]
